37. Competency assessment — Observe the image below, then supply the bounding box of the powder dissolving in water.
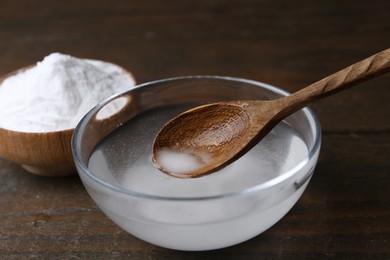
[0,53,135,132]
[155,148,205,175]
[88,105,309,198]
[155,147,213,176]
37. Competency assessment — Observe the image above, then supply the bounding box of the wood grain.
[0,0,389,258]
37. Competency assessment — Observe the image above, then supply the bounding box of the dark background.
[1,0,389,258]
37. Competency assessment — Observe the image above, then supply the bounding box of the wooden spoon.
[152,48,390,178]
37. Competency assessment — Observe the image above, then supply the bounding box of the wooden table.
[1,1,389,258]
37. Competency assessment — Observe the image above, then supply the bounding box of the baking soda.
[0,53,135,132]
[156,149,203,175]
[155,148,213,175]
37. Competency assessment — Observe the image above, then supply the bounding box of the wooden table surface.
[1,0,389,259]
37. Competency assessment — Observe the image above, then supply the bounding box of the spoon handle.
[279,48,390,113]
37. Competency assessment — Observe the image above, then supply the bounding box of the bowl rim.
[72,75,322,201]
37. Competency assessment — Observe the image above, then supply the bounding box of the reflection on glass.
[95,96,130,121]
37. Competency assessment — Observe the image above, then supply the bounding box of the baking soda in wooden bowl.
[0,53,135,132]
[0,53,135,176]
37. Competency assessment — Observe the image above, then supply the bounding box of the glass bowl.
[72,76,321,251]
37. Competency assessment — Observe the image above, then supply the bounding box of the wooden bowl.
[0,127,75,176]
[0,62,135,177]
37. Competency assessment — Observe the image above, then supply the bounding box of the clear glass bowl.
[72,76,321,251]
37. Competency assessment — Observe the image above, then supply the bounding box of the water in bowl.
[88,104,309,198]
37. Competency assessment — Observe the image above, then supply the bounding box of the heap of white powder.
[0,53,135,132]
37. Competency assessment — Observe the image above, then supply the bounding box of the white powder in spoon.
[154,147,214,177]
[0,53,135,132]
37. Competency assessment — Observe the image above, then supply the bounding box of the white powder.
[0,53,136,132]
[155,148,211,175]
